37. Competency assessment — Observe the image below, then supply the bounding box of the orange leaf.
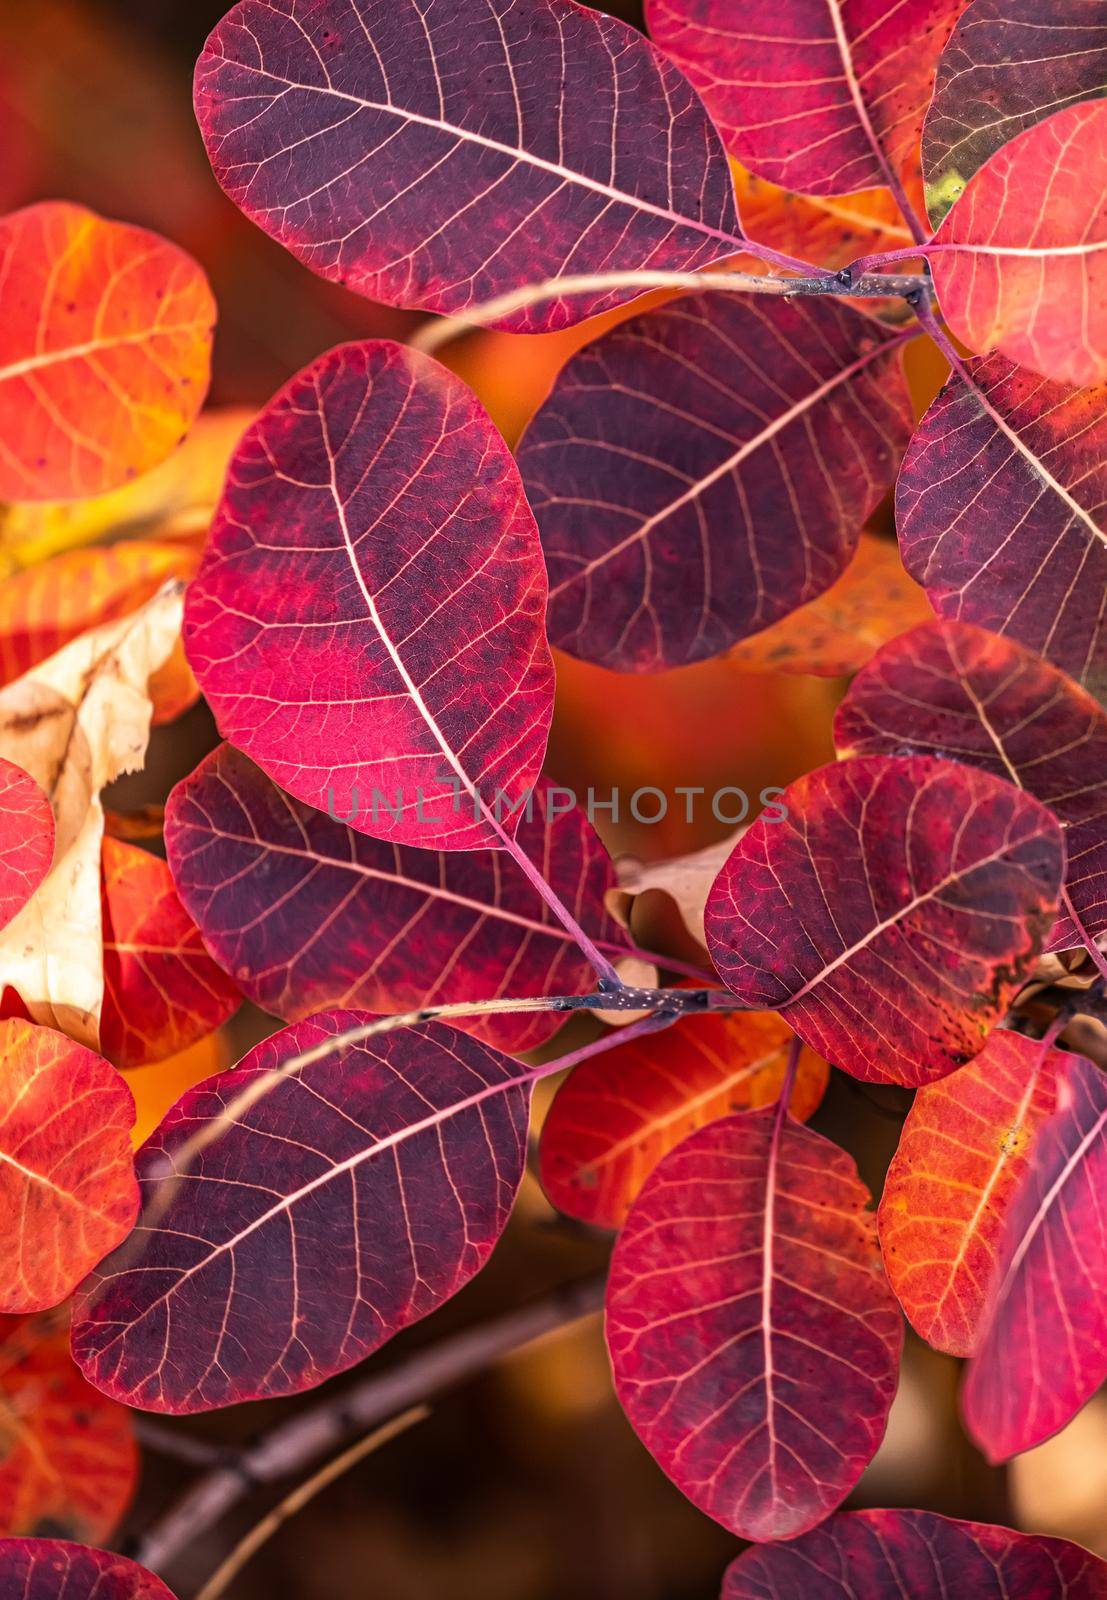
[731,162,918,274]
[878,1029,1062,1356]
[0,542,197,688]
[540,1012,828,1227]
[100,837,239,1071]
[726,532,933,677]
[0,1313,136,1543]
[0,201,214,502]
[0,1019,138,1314]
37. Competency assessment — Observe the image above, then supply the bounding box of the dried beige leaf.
[0,585,183,1042]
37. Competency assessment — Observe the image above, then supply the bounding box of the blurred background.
[2,2,1103,1595]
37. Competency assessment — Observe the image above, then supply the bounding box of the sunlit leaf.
[540,1012,827,1227]
[836,620,1107,954]
[704,755,1064,1086]
[194,0,740,331]
[730,163,918,274]
[878,1029,1062,1355]
[99,837,239,1072]
[0,1314,136,1544]
[0,1020,138,1315]
[721,1508,1107,1597]
[0,760,53,934]
[0,408,252,571]
[0,542,195,688]
[962,1050,1107,1461]
[923,0,1107,225]
[0,589,182,1043]
[726,532,932,677]
[72,1011,531,1412]
[647,0,961,199]
[929,100,1107,386]
[606,1108,902,1540]
[517,296,913,670]
[0,202,214,503]
[184,340,553,850]
[164,745,623,1055]
[895,354,1107,700]
[0,1541,175,1600]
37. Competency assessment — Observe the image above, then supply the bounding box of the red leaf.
[164,745,621,1056]
[0,1021,138,1315]
[877,1029,1062,1355]
[99,837,240,1071]
[0,1314,136,1545]
[721,1508,1107,1597]
[183,340,553,851]
[929,100,1107,386]
[606,1108,902,1541]
[646,0,961,198]
[0,203,214,503]
[71,1011,531,1412]
[895,354,1107,700]
[923,0,1107,225]
[704,755,1064,1086]
[0,759,53,933]
[962,1050,1107,1461]
[540,1013,827,1227]
[835,619,1107,955]
[517,296,913,670]
[193,0,740,332]
[0,1541,175,1600]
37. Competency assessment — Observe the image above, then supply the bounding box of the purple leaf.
[183,340,553,851]
[0,1541,176,1600]
[517,295,913,670]
[721,1509,1107,1597]
[165,745,627,1054]
[193,0,740,331]
[70,1011,531,1413]
[896,354,1107,700]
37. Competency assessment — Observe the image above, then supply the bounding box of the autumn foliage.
[1,0,1107,1595]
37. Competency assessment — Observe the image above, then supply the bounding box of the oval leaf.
[962,1049,1107,1461]
[895,353,1107,700]
[930,100,1107,386]
[100,837,240,1071]
[923,0,1107,225]
[878,1029,1062,1355]
[165,745,622,1055]
[194,0,739,331]
[71,1011,531,1412]
[0,758,53,933]
[721,1509,1107,1598]
[517,295,913,670]
[835,619,1107,954]
[0,1541,175,1600]
[704,755,1064,1086]
[184,340,553,850]
[606,1108,902,1541]
[540,1012,827,1227]
[0,1021,138,1315]
[0,202,214,503]
[647,0,961,197]
[0,1315,136,1545]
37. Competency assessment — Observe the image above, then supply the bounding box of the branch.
[134,1272,607,1577]
[411,266,933,355]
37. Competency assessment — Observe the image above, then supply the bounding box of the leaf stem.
[772,1032,804,1137]
[491,813,621,986]
[411,267,934,355]
[133,1273,607,1577]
